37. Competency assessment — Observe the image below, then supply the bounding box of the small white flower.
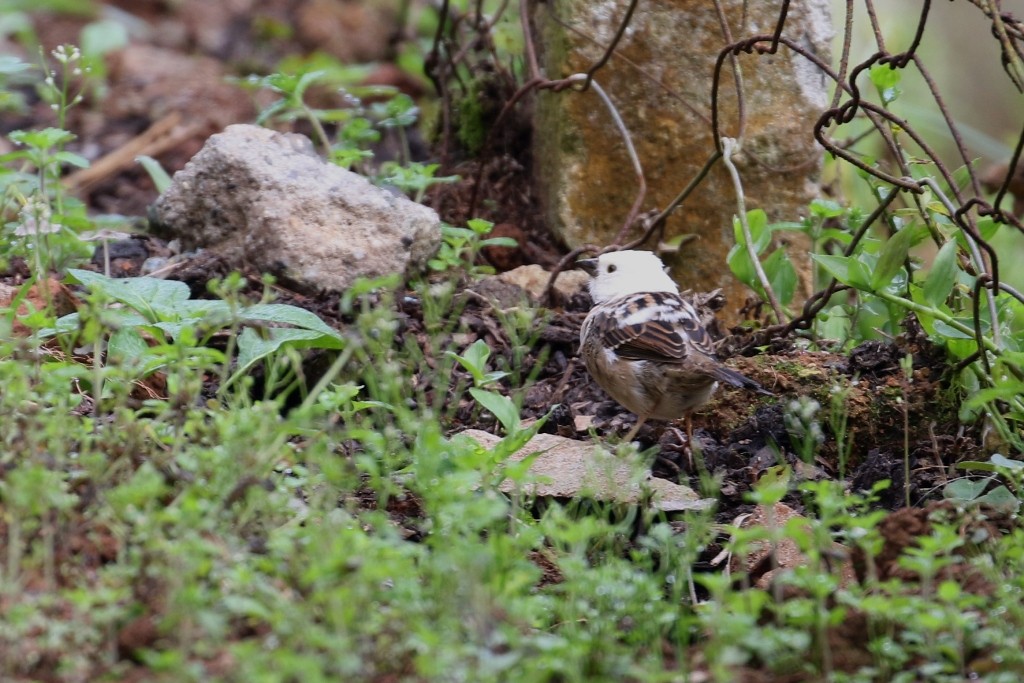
[14,198,60,236]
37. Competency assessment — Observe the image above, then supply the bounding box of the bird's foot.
[620,416,648,445]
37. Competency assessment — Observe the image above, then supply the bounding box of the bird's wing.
[591,291,716,364]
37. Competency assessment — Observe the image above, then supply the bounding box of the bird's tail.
[712,365,773,396]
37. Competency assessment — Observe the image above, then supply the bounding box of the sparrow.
[577,250,770,444]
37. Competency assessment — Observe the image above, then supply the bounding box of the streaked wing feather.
[593,292,716,365]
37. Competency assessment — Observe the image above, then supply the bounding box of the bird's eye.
[607,264,617,273]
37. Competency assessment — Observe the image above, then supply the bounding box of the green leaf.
[937,581,958,602]
[171,299,231,321]
[53,150,90,168]
[922,240,959,306]
[974,485,1020,512]
[486,415,549,462]
[727,242,756,289]
[819,228,852,245]
[748,465,791,505]
[10,127,76,150]
[446,339,508,387]
[990,453,1024,471]
[67,269,191,321]
[937,580,961,602]
[809,199,845,219]
[0,55,32,77]
[812,254,867,288]
[136,155,173,193]
[932,319,974,340]
[763,248,797,306]
[954,216,1000,252]
[479,237,518,248]
[107,462,167,514]
[660,233,698,252]
[232,327,344,381]
[469,388,520,434]
[945,336,979,361]
[374,93,419,128]
[239,304,343,340]
[817,304,851,341]
[869,64,902,104]
[462,339,490,373]
[293,70,327,100]
[440,225,476,241]
[871,225,922,291]
[222,595,271,621]
[961,386,1024,412]
[733,209,771,255]
[955,461,999,474]
[255,98,289,126]
[149,321,192,340]
[942,477,990,502]
[107,327,149,366]
[769,221,804,232]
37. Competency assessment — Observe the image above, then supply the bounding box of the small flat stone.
[459,429,712,512]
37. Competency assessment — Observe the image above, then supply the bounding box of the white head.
[577,250,679,303]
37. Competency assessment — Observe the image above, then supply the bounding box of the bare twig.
[555,75,647,243]
[720,137,786,324]
[63,113,193,193]
[580,0,640,91]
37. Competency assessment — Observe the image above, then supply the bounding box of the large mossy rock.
[532,0,832,319]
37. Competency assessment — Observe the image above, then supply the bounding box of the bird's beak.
[576,258,598,276]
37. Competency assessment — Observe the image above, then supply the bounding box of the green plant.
[49,268,345,396]
[429,218,517,275]
[728,207,799,310]
[379,160,459,203]
[135,154,173,193]
[721,58,1022,454]
[445,337,523,435]
[247,69,341,154]
[944,453,1024,512]
[783,396,824,464]
[446,338,508,388]
[827,381,855,479]
[242,60,439,186]
[2,130,93,275]
[1,45,97,275]
[732,180,1023,454]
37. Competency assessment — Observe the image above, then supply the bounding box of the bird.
[576,249,770,446]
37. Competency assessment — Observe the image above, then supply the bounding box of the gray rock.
[459,429,712,512]
[469,264,591,309]
[149,124,440,293]
[497,264,590,302]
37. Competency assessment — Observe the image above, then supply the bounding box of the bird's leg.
[685,413,694,470]
[622,415,647,444]
[683,414,708,473]
[662,425,688,471]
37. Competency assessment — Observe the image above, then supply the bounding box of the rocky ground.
[2,0,983,549]
[1,3,1010,679]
